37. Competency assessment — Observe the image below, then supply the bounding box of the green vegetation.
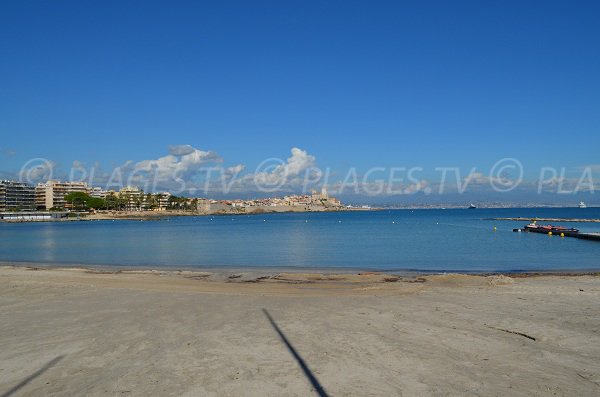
[167,195,194,210]
[58,191,199,212]
[104,193,126,211]
[64,192,106,210]
[145,193,158,210]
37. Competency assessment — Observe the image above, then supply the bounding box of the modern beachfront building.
[35,180,89,210]
[89,186,109,199]
[157,192,171,211]
[119,186,143,211]
[0,180,36,211]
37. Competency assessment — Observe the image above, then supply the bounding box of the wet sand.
[1,266,599,396]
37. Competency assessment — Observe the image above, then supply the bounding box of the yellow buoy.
[548,231,552,236]
[560,233,565,237]
[493,226,497,231]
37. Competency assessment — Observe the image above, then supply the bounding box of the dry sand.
[1,266,599,396]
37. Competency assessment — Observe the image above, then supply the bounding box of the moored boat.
[521,223,579,236]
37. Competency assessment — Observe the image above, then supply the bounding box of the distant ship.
[468,203,477,209]
[578,201,587,208]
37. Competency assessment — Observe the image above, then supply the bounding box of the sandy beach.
[1,266,599,396]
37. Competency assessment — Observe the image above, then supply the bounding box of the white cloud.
[168,144,196,156]
[463,171,515,188]
[580,164,600,172]
[403,179,429,194]
[225,164,245,176]
[18,158,58,184]
[80,145,320,195]
[538,176,566,188]
[328,179,431,196]
[227,147,319,192]
[132,145,221,181]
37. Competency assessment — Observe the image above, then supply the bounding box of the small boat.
[520,223,579,236]
[468,203,477,209]
[579,201,587,208]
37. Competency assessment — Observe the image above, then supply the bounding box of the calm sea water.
[1,208,600,272]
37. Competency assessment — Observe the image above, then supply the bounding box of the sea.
[1,208,600,273]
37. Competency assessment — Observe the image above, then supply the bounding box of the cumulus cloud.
[403,179,430,194]
[463,171,516,188]
[18,158,58,184]
[328,178,431,196]
[131,145,222,181]
[168,144,196,156]
[225,164,245,176]
[538,176,566,188]
[536,175,598,194]
[226,147,319,193]
[253,147,316,184]
[77,145,320,195]
[280,147,317,177]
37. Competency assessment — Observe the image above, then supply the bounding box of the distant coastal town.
[0,179,367,221]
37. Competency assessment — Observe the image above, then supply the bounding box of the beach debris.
[488,326,536,341]
[404,277,427,283]
[183,273,211,280]
[271,274,315,284]
[243,276,271,283]
[486,275,515,286]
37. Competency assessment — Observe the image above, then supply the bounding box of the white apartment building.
[157,192,171,211]
[89,187,109,198]
[119,186,143,211]
[35,181,89,210]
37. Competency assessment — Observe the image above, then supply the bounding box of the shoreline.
[0,206,377,223]
[3,262,599,281]
[2,264,599,298]
[1,265,599,395]
[2,208,598,223]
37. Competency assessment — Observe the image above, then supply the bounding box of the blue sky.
[1,1,599,201]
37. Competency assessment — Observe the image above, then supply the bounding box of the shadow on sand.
[1,355,65,397]
[262,309,329,397]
